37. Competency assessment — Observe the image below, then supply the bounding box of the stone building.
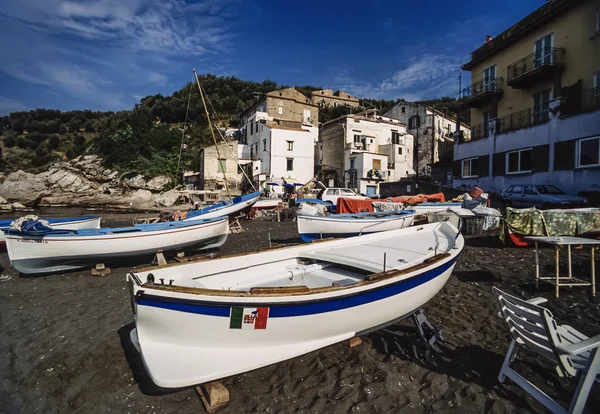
[319,110,415,196]
[385,102,470,185]
[198,138,244,193]
[310,89,360,108]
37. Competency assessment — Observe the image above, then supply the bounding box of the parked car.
[501,184,588,208]
[319,188,368,205]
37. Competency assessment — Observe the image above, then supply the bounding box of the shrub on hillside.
[3,135,16,148]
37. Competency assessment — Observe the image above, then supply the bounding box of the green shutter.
[532,144,549,172]
[492,152,506,176]
[554,140,576,171]
[478,155,490,177]
[453,160,462,178]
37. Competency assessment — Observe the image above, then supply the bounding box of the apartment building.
[239,87,319,186]
[455,0,600,195]
[385,102,471,181]
[319,110,415,196]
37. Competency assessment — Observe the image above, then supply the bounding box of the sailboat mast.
[193,68,233,202]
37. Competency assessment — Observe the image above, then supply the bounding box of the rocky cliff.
[0,155,181,210]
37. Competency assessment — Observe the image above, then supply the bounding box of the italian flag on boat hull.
[230,307,269,329]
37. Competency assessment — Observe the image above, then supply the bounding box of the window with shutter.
[506,148,533,174]
[576,136,600,167]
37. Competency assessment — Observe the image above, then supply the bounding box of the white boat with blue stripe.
[127,221,463,388]
[0,216,101,245]
[296,210,416,242]
[6,217,229,275]
[184,191,261,221]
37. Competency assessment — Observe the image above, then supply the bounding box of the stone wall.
[311,89,360,108]
[319,119,346,187]
[201,139,243,193]
[265,88,319,124]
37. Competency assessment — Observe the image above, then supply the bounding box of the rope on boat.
[176,82,193,184]
[194,69,233,202]
[199,83,257,191]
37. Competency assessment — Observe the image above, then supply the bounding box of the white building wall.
[454,106,600,195]
[269,127,316,184]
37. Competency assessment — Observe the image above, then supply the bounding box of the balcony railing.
[470,123,489,141]
[462,77,503,100]
[497,107,549,134]
[507,48,565,87]
[582,87,600,112]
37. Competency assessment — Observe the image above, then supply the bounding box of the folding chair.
[493,287,600,414]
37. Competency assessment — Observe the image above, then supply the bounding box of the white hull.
[0,216,101,244]
[6,218,229,274]
[297,212,415,242]
[184,194,260,220]
[253,199,282,209]
[128,222,463,388]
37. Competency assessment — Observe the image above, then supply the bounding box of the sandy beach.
[1,216,599,413]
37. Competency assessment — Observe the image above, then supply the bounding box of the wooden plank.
[195,381,229,413]
[250,286,310,295]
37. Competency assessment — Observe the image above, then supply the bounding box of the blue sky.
[0,0,545,115]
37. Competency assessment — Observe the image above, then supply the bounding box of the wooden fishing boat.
[296,210,416,242]
[0,216,101,245]
[127,222,463,388]
[5,217,229,275]
[184,192,261,221]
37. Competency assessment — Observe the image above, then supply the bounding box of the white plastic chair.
[493,287,600,414]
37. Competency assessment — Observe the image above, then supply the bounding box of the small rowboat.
[6,217,229,275]
[127,222,463,388]
[184,192,261,221]
[0,216,101,245]
[296,210,416,242]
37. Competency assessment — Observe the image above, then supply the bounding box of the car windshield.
[536,185,564,195]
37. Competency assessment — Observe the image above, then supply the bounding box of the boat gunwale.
[5,217,228,240]
[134,253,452,298]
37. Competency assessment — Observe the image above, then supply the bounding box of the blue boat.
[297,210,416,242]
[5,217,229,275]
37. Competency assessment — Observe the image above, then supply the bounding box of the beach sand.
[1,217,599,413]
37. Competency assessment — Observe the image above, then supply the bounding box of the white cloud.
[147,72,168,86]
[0,97,29,116]
[0,0,239,110]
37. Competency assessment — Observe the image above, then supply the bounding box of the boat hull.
[297,212,415,242]
[0,216,101,245]
[128,223,463,388]
[131,257,456,388]
[184,193,260,220]
[6,218,228,274]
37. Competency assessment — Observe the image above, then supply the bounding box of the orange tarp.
[336,198,374,214]
[389,193,445,204]
[336,192,447,213]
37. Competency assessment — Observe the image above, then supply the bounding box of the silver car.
[501,184,588,208]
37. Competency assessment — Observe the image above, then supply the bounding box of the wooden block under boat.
[345,337,362,348]
[195,381,229,413]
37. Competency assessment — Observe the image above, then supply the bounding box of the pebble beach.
[1,216,599,413]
